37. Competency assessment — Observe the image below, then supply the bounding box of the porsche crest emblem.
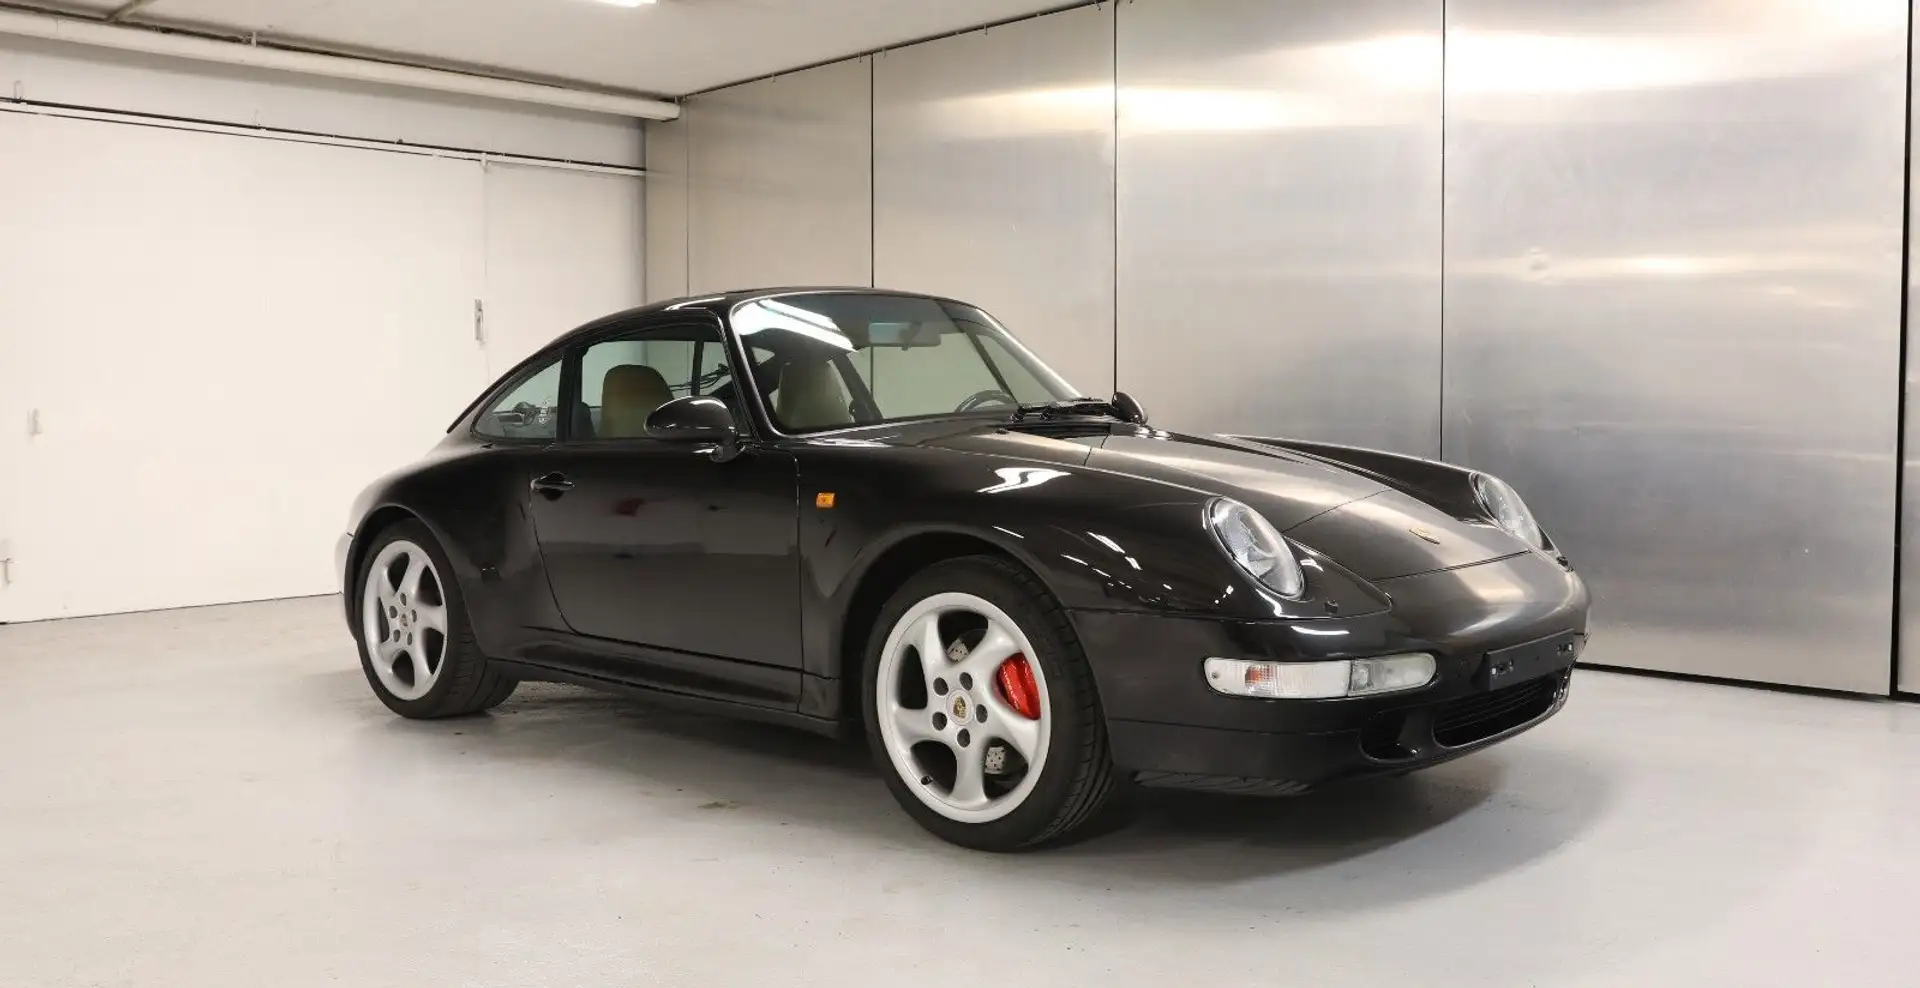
[951,695,970,721]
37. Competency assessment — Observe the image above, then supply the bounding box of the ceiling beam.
[0,7,680,120]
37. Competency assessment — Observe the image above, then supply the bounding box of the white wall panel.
[0,36,642,165]
[482,162,645,371]
[1445,0,1907,693]
[686,58,872,293]
[0,114,487,621]
[873,6,1115,395]
[1116,0,1443,454]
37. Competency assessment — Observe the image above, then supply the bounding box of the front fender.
[796,444,1394,685]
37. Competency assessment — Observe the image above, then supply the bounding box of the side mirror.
[646,396,741,459]
[1112,391,1149,426]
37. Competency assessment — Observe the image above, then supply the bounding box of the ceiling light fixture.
[589,0,657,7]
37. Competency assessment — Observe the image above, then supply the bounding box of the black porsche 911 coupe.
[338,288,1590,850]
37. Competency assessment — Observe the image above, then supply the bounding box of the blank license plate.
[1483,632,1584,689]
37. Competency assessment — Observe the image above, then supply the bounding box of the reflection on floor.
[0,596,1915,987]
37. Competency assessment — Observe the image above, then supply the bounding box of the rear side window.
[473,359,562,441]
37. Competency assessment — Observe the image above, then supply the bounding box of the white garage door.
[481,162,646,370]
[0,114,643,622]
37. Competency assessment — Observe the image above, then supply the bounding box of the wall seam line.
[1437,0,1448,463]
[1110,0,1119,395]
[1890,0,1914,696]
[870,55,877,289]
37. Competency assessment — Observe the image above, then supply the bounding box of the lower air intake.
[1432,671,1565,748]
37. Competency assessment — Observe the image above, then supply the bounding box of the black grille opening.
[1359,711,1416,761]
[1432,672,1564,748]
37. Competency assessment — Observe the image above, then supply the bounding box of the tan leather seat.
[776,358,854,430]
[600,364,672,438]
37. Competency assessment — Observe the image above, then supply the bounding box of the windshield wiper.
[1010,397,1125,422]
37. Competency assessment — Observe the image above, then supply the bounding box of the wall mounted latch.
[474,299,486,344]
[26,408,40,437]
[0,540,12,589]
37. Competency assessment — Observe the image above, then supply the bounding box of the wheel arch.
[343,504,472,628]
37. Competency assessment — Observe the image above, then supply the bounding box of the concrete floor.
[1,598,1916,987]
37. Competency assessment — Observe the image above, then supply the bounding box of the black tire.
[861,555,1117,851]
[352,519,516,719]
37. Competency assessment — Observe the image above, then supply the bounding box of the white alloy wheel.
[359,539,451,702]
[874,591,1052,824]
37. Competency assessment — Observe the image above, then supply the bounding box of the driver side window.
[576,324,735,440]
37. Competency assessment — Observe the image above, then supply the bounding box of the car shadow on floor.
[353,677,1613,910]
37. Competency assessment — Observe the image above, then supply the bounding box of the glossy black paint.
[647,396,741,448]
[340,287,1591,787]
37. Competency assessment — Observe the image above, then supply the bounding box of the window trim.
[556,311,744,447]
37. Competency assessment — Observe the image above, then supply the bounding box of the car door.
[523,315,804,689]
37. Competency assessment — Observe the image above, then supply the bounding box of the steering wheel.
[956,389,1018,412]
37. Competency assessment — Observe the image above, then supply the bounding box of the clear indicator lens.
[1347,655,1437,694]
[1205,654,1437,699]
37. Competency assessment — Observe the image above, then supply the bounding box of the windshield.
[729,292,1079,433]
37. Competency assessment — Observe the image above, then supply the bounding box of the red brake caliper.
[995,654,1042,720]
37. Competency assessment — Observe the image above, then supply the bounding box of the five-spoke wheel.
[353,520,517,718]
[360,539,450,701]
[864,555,1117,850]
[876,592,1051,823]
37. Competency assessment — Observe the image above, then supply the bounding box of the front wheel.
[354,519,516,719]
[863,556,1117,850]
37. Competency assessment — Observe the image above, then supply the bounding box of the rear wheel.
[863,556,1116,850]
[354,519,516,719]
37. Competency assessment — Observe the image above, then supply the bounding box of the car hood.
[871,418,1379,524]
[868,418,1523,581]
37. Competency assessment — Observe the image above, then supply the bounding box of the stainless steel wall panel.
[644,118,690,303]
[872,5,1116,395]
[686,58,872,294]
[1903,7,1920,696]
[1115,0,1443,455]
[1444,0,1907,693]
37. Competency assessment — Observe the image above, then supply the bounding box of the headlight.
[1473,472,1547,550]
[1206,497,1305,598]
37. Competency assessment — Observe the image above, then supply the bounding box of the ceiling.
[25,0,1081,97]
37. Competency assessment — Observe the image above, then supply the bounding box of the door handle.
[531,472,574,498]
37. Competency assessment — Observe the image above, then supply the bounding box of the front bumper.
[335,532,354,625]
[1074,549,1589,794]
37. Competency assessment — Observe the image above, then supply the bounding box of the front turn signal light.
[1203,654,1437,699]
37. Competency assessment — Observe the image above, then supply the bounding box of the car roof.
[549,285,975,350]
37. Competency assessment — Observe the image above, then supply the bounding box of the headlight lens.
[1474,472,1547,550]
[1206,497,1305,598]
